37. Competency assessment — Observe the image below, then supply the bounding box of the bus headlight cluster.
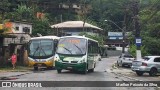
[54,56,62,62]
[54,55,59,61]
[57,59,62,62]
[79,59,85,63]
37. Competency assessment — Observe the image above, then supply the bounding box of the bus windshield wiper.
[62,47,72,54]
[33,46,39,57]
[73,44,83,54]
[39,46,47,56]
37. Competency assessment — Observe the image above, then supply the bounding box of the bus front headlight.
[54,56,59,61]
[58,60,62,62]
[79,59,85,63]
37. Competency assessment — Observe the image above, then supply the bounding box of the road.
[0,56,158,90]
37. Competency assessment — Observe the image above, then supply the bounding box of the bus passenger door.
[87,41,95,70]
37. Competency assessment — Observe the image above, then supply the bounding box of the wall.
[12,22,32,34]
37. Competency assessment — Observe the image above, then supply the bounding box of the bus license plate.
[38,64,42,66]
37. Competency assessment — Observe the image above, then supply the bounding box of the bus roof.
[31,36,59,40]
[60,36,98,42]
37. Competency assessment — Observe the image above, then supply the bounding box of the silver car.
[131,56,160,76]
[117,54,135,67]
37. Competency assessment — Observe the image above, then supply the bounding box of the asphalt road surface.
[0,56,158,90]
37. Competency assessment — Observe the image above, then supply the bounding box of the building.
[0,21,32,66]
[106,32,129,47]
[3,21,32,46]
[51,21,103,36]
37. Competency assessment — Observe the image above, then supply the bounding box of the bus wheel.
[57,69,62,73]
[82,69,87,74]
[47,67,53,70]
[34,67,38,71]
[89,68,94,72]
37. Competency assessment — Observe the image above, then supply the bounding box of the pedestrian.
[11,53,17,69]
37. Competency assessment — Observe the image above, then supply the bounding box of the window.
[15,26,19,31]
[23,27,30,33]
[154,58,160,62]
[124,55,133,58]
[57,38,86,55]
[88,40,99,54]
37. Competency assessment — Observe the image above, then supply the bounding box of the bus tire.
[34,67,38,71]
[82,69,87,74]
[57,69,62,73]
[89,68,94,72]
[47,66,53,70]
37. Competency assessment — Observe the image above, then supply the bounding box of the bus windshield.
[57,37,86,55]
[29,39,53,58]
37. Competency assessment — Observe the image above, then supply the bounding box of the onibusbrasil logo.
[1,82,42,87]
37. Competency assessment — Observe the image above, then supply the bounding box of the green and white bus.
[54,36,101,74]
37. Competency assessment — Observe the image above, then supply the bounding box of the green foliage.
[88,0,133,32]
[142,37,160,55]
[32,17,52,36]
[7,4,52,36]
[0,0,11,19]
[139,0,160,55]
[79,32,104,46]
[128,45,149,57]
[9,4,35,22]
[1,0,160,56]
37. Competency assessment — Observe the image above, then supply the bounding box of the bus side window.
[88,40,94,54]
[88,40,99,54]
[88,41,92,53]
[93,42,98,54]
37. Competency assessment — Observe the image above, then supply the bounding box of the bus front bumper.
[55,61,87,71]
[28,60,54,67]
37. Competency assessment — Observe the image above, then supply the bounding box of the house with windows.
[51,21,103,36]
[0,21,32,66]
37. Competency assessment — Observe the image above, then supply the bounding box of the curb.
[0,69,30,72]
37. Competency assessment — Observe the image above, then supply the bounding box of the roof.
[51,21,103,31]
[31,36,59,40]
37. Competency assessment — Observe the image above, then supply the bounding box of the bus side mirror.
[54,39,58,51]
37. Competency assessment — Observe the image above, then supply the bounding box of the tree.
[79,32,104,46]
[32,17,52,36]
[139,0,160,55]
[0,0,11,20]
[8,5,35,22]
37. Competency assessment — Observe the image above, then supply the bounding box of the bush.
[128,45,149,57]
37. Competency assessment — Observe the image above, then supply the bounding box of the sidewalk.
[0,72,31,78]
[111,63,134,75]
[0,66,32,79]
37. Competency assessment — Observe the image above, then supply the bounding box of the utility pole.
[133,0,141,60]
[122,8,127,55]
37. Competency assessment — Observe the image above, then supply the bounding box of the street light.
[104,20,124,31]
[104,19,125,54]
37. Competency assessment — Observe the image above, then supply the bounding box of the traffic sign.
[135,37,142,46]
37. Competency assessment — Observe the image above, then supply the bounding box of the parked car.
[131,56,160,76]
[108,45,116,50]
[117,54,135,67]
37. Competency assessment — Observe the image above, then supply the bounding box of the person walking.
[11,53,17,69]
